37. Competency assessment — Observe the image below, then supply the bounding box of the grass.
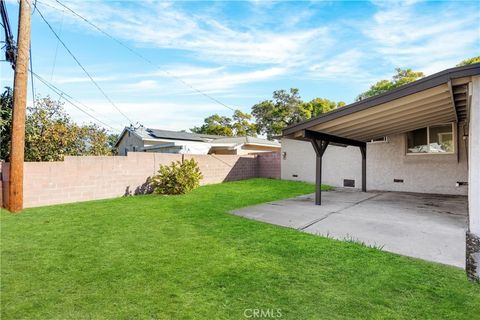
[1,178,479,319]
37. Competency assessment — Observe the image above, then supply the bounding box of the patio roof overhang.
[283,64,480,142]
[282,63,480,206]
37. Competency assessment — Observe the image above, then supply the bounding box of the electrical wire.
[35,71,125,130]
[29,42,35,107]
[40,0,236,112]
[32,70,121,132]
[49,6,64,81]
[35,5,134,125]
[1,0,15,68]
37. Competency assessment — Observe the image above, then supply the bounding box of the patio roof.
[283,63,480,142]
[282,63,480,206]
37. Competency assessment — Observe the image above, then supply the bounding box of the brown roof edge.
[283,63,480,136]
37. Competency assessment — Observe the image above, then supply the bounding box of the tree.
[191,109,257,137]
[80,124,113,156]
[107,133,119,155]
[251,88,344,139]
[457,56,480,66]
[0,88,114,161]
[303,98,345,118]
[356,68,425,101]
[251,88,303,139]
[0,87,13,160]
[191,114,233,136]
[231,110,257,137]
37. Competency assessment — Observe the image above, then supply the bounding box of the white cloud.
[64,100,230,131]
[308,50,366,80]
[38,0,334,66]
[52,75,116,84]
[118,65,286,94]
[363,1,480,74]
[128,80,158,91]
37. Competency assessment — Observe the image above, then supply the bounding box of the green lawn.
[1,179,479,319]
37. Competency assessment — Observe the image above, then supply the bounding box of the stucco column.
[467,75,480,281]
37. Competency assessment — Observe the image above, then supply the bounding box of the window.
[406,123,454,154]
[369,137,388,143]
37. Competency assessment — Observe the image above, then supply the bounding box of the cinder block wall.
[0,151,280,209]
[257,151,281,179]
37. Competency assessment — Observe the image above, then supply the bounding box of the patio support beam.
[310,139,329,205]
[360,145,366,192]
[303,130,366,205]
[303,130,366,147]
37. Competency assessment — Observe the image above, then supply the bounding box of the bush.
[151,158,203,195]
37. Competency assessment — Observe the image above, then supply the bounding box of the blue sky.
[1,0,479,133]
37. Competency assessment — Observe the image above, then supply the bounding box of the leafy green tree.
[251,88,304,139]
[356,68,425,101]
[231,110,257,137]
[457,56,480,66]
[1,89,114,162]
[0,87,13,160]
[80,124,113,156]
[251,88,344,139]
[107,133,119,155]
[191,114,233,136]
[25,97,85,161]
[303,98,345,118]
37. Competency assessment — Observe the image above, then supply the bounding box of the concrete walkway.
[231,190,468,268]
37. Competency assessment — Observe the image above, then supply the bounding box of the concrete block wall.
[0,152,280,209]
[257,151,281,179]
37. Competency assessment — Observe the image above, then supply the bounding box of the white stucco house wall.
[281,132,468,195]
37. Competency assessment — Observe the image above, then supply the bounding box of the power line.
[29,42,35,107]
[49,6,64,81]
[35,5,135,125]
[32,71,122,132]
[41,0,236,112]
[0,29,123,132]
[1,0,15,68]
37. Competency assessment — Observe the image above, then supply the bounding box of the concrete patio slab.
[231,190,468,268]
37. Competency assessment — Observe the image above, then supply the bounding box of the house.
[281,63,480,280]
[115,127,280,155]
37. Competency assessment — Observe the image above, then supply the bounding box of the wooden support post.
[315,154,322,205]
[360,145,367,192]
[8,0,31,213]
[310,139,329,205]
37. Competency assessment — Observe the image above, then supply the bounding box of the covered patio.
[231,190,468,267]
[277,64,479,279]
[282,65,476,206]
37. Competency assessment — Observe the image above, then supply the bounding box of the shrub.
[151,158,203,195]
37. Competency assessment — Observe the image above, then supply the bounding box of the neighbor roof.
[283,63,480,142]
[212,136,280,147]
[114,126,278,148]
[114,127,226,147]
[146,128,214,142]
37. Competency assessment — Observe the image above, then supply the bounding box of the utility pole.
[8,0,31,213]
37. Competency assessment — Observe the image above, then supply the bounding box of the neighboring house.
[281,63,480,279]
[115,127,280,155]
